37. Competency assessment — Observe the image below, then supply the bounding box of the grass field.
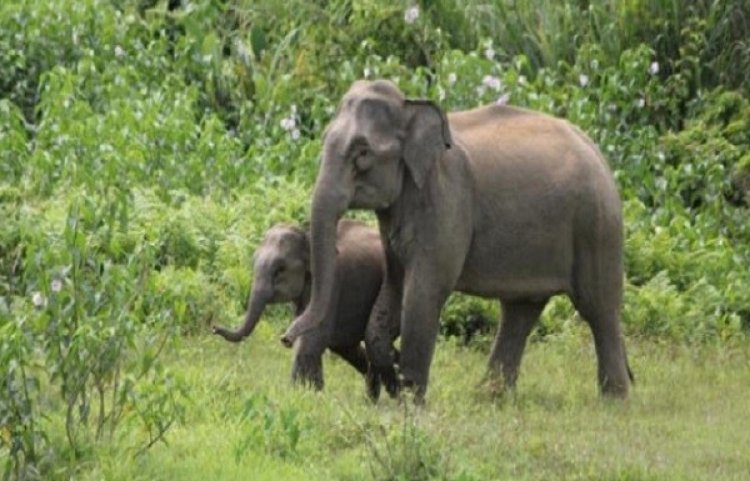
[79,321,750,481]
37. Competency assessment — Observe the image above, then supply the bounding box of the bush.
[144,266,233,335]
[233,393,308,461]
[0,194,187,479]
[440,294,497,347]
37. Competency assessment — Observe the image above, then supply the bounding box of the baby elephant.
[212,219,387,396]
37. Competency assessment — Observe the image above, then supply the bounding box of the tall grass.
[429,0,750,91]
[79,333,750,481]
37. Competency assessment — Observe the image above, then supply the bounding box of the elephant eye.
[274,264,286,277]
[355,149,373,172]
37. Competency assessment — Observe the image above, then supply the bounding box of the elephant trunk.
[212,285,271,342]
[281,170,350,347]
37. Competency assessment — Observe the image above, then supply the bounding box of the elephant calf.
[213,219,387,395]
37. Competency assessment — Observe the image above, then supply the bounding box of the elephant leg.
[591,316,630,397]
[572,244,631,398]
[487,299,546,390]
[365,279,402,399]
[397,271,451,402]
[329,343,384,400]
[329,344,368,376]
[574,299,630,398]
[291,333,326,390]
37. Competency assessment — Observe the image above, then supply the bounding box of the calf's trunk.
[212,286,270,342]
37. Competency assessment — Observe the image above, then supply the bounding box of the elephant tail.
[624,344,635,385]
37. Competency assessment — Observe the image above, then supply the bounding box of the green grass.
[78,322,750,481]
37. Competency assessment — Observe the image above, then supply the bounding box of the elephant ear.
[403,99,452,189]
[296,224,311,269]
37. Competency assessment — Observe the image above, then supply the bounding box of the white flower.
[235,39,250,64]
[484,47,495,60]
[579,74,589,87]
[404,5,419,24]
[51,279,63,293]
[482,75,502,91]
[447,72,457,86]
[495,93,510,105]
[363,67,372,78]
[114,45,125,58]
[291,129,301,141]
[280,117,296,131]
[32,292,45,308]
[518,75,527,84]
[649,61,659,75]
[635,98,646,109]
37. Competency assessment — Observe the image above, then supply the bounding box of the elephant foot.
[397,381,426,406]
[599,351,634,399]
[600,376,629,399]
[397,376,429,405]
[365,368,382,403]
[291,370,324,391]
[291,355,324,391]
[367,364,400,399]
[474,368,519,402]
[478,374,510,400]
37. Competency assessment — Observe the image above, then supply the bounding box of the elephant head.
[281,80,452,346]
[213,225,310,342]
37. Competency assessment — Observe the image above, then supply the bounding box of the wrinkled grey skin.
[282,80,633,401]
[213,220,387,396]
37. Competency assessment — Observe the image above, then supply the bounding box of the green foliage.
[440,294,497,348]
[427,0,750,94]
[232,393,308,461]
[358,400,453,481]
[0,306,47,481]
[1,0,750,478]
[0,192,189,480]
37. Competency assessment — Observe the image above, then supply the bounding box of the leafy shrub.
[623,272,742,341]
[360,400,453,481]
[440,294,497,347]
[233,393,308,461]
[144,266,233,335]
[0,193,187,479]
[0,303,48,480]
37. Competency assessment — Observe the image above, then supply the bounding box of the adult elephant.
[282,80,633,401]
[214,220,389,398]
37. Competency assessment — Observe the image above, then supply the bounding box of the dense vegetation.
[1,0,749,479]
